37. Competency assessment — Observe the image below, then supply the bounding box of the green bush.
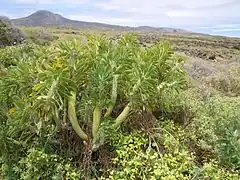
[0,17,25,47]
[0,42,37,68]
[213,97,240,169]
[101,120,240,179]
[101,128,195,179]
[192,160,239,179]
[12,148,81,180]
[24,28,58,45]
[188,92,240,169]
[0,33,186,152]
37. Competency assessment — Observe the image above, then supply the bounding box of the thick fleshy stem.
[113,102,132,128]
[92,105,102,139]
[68,91,88,141]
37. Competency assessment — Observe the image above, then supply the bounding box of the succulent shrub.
[0,33,186,151]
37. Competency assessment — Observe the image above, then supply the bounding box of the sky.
[1,0,240,37]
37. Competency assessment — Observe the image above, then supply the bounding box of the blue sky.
[1,0,240,37]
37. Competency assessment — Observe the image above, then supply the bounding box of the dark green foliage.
[0,17,25,47]
[182,89,240,170]
[212,97,240,169]
[0,43,36,69]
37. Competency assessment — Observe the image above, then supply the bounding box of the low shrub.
[0,17,25,47]
[0,42,37,68]
[24,28,58,45]
[101,132,195,179]
[101,119,240,179]
[193,160,240,179]
[12,148,81,180]
[205,67,240,96]
[190,93,240,169]
[213,97,240,169]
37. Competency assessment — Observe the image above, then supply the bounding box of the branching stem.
[92,105,102,139]
[68,91,88,141]
[113,102,132,128]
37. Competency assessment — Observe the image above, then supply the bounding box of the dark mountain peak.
[12,10,66,26]
[33,10,53,14]
[28,10,62,19]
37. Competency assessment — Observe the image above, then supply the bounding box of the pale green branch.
[104,74,118,118]
[113,102,132,128]
[68,91,88,141]
[92,105,102,139]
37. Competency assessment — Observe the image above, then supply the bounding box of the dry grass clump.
[184,57,219,80]
[205,67,240,96]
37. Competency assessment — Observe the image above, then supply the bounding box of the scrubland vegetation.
[0,25,240,179]
[0,17,25,47]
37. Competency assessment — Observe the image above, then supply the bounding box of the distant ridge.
[11,10,189,33]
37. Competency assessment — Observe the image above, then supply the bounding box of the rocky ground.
[138,33,240,61]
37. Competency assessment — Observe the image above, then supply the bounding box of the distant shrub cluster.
[0,17,25,47]
[23,27,59,45]
[206,67,240,96]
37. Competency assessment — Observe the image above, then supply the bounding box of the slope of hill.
[11,10,189,33]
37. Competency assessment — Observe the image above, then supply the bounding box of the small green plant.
[193,160,239,180]
[101,128,195,180]
[213,97,240,169]
[189,92,240,170]
[13,148,81,180]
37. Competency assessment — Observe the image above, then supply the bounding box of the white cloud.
[165,10,200,18]
[212,28,240,32]
[66,14,156,27]
[92,0,240,27]
[95,0,237,12]
[12,0,58,4]
[5,0,240,35]
[200,24,240,29]
[12,0,88,4]
[9,0,240,25]
[0,9,34,19]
